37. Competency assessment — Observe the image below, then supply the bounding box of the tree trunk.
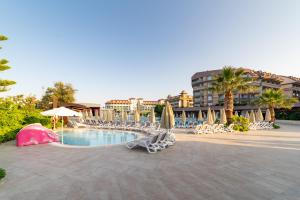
[225,91,234,124]
[270,106,276,122]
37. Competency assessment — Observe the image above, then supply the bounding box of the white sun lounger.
[126,134,161,153]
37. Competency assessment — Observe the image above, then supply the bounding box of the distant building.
[158,99,166,105]
[62,102,101,116]
[105,98,158,112]
[280,76,300,100]
[166,90,193,109]
[191,68,282,109]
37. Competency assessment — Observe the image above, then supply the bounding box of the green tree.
[40,82,76,109]
[0,35,16,92]
[210,66,256,123]
[257,89,298,122]
[154,104,165,117]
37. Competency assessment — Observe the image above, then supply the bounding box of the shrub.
[287,112,300,120]
[273,124,280,129]
[276,110,300,120]
[232,115,250,132]
[0,96,52,143]
[0,168,6,180]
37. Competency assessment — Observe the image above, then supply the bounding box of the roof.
[106,100,130,104]
[192,69,221,79]
[192,68,283,83]
[143,101,158,105]
[106,99,158,105]
[76,103,101,108]
[280,76,300,85]
[62,102,101,109]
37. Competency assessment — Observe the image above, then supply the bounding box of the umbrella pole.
[53,117,56,130]
[61,117,64,144]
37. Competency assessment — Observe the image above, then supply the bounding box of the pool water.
[57,129,138,146]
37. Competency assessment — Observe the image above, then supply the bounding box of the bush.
[287,112,300,120]
[0,168,6,180]
[273,124,280,129]
[0,96,52,143]
[276,110,300,120]
[232,115,250,132]
[154,105,164,117]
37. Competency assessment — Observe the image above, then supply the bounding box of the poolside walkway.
[0,124,300,200]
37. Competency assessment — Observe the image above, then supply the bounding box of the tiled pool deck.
[1,124,300,200]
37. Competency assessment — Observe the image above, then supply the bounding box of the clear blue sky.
[1,0,300,105]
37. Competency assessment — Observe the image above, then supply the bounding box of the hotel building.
[172,68,300,116]
[280,76,300,100]
[166,90,193,108]
[105,98,158,112]
[191,69,283,108]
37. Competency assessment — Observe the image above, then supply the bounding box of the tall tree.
[210,66,255,123]
[257,89,298,122]
[40,82,76,109]
[154,104,165,117]
[0,35,16,92]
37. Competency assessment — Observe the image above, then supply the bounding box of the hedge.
[0,168,5,180]
[0,96,52,144]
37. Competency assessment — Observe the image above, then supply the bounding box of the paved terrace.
[0,124,300,200]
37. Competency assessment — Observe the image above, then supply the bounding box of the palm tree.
[257,89,298,122]
[210,66,255,123]
[0,35,16,92]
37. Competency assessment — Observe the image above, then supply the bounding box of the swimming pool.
[56,129,138,147]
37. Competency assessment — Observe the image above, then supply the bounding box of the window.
[208,95,213,101]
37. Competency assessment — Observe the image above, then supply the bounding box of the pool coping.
[50,128,146,148]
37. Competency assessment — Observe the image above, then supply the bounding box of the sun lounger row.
[126,131,176,153]
[192,124,234,134]
[175,121,199,128]
[249,122,273,130]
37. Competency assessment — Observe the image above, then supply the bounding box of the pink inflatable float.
[16,123,60,147]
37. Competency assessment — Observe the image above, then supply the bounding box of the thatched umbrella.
[107,110,113,122]
[197,110,203,121]
[234,111,239,116]
[94,110,99,120]
[79,111,83,119]
[220,108,227,124]
[134,109,140,123]
[206,107,214,125]
[102,110,107,121]
[100,110,104,121]
[149,108,156,124]
[265,109,271,122]
[106,110,110,121]
[120,110,124,122]
[85,110,89,119]
[181,111,187,124]
[249,110,256,123]
[106,110,112,122]
[111,110,116,122]
[89,110,93,118]
[160,101,175,130]
[124,111,128,122]
[245,111,250,119]
[212,110,216,122]
[256,108,264,122]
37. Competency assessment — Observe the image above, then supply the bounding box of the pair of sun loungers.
[126,131,176,153]
[192,124,234,134]
[249,122,273,130]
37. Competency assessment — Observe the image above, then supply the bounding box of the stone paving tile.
[1,128,300,200]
